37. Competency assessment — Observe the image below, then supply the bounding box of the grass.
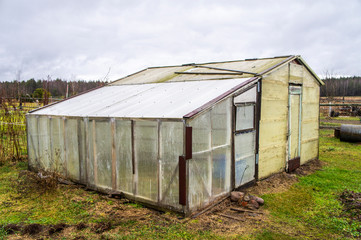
[0,129,360,239]
[320,121,341,127]
[257,129,361,239]
[320,115,361,121]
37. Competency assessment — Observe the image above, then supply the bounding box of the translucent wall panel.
[38,116,51,170]
[95,120,112,189]
[49,117,65,175]
[78,119,86,184]
[234,86,256,103]
[189,111,212,209]
[134,120,158,201]
[212,146,231,196]
[210,98,232,196]
[27,115,39,169]
[192,112,211,153]
[160,121,183,209]
[211,98,232,147]
[65,119,80,181]
[236,105,254,131]
[188,152,211,209]
[188,97,233,208]
[87,120,95,186]
[115,120,133,194]
[234,131,255,187]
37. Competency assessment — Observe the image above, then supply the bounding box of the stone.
[230,191,245,202]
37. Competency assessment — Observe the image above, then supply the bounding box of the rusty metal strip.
[259,55,296,75]
[131,120,135,175]
[175,72,243,75]
[235,128,255,135]
[179,156,187,205]
[255,81,262,180]
[111,118,117,190]
[157,120,161,202]
[183,77,259,119]
[185,127,192,160]
[231,102,236,189]
[193,65,260,76]
[288,157,300,172]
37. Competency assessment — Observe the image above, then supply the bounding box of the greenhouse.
[27,55,323,215]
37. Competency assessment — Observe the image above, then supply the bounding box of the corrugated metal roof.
[30,78,256,119]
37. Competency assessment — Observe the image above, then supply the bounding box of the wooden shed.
[26,55,324,215]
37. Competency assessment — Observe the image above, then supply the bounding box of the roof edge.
[259,55,297,75]
[28,84,106,114]
[148,55,294,69]
[296,56,324,85]
[183,76,260,119]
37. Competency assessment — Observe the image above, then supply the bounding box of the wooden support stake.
[230,207,264,214]
[217,213,245,221]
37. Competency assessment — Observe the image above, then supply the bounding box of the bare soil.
[3,159,324,239]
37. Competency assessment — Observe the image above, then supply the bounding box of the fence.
[0,98,59,163]
[320,97,361,117]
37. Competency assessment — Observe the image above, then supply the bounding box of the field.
[0,104,361,239]
[320,96,361,117]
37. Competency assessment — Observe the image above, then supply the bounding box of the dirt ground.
[3,159,324,239]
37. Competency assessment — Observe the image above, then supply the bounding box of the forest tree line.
[1,76,360,101]
[0,78,107,100]
[320,76,361,97]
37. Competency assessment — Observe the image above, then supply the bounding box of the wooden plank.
[185,127,192,159]
[230,207,264,214]
[217,213,245,221]
[179,156,187,205]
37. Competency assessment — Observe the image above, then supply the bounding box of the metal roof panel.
[31,78,255,119]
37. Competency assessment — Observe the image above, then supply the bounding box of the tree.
[32,88,51,100]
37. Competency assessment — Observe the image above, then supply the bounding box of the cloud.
[0,0,360,81]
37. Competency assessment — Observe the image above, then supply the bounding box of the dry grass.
[0,99,27,163]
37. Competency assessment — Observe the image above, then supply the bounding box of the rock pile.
[230,191,264,210]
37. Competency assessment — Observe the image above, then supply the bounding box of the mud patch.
[248,159,324,196]
[3,224,21,234]
[339,190,361,222]
[339,190,361,236]
[75,222,87,230]
[92,221,112,233]
[22,223,43,235]
[48,223,68,235]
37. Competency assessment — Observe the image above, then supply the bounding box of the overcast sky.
[0,0,360,82]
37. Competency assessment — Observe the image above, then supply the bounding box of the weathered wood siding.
[258,62,320,179]
[258,64,289,178]
[300,67,320,164]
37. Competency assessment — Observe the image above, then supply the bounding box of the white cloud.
[0,0,360,81]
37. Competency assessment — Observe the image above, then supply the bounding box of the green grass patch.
[320,121,341,127]
[320,116,361,121]
[0,129,360,239]
[259,129,361,239]
[0,162,97,225]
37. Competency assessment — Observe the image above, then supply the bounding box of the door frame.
[231,81,261,189]
[287,84,302,172]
